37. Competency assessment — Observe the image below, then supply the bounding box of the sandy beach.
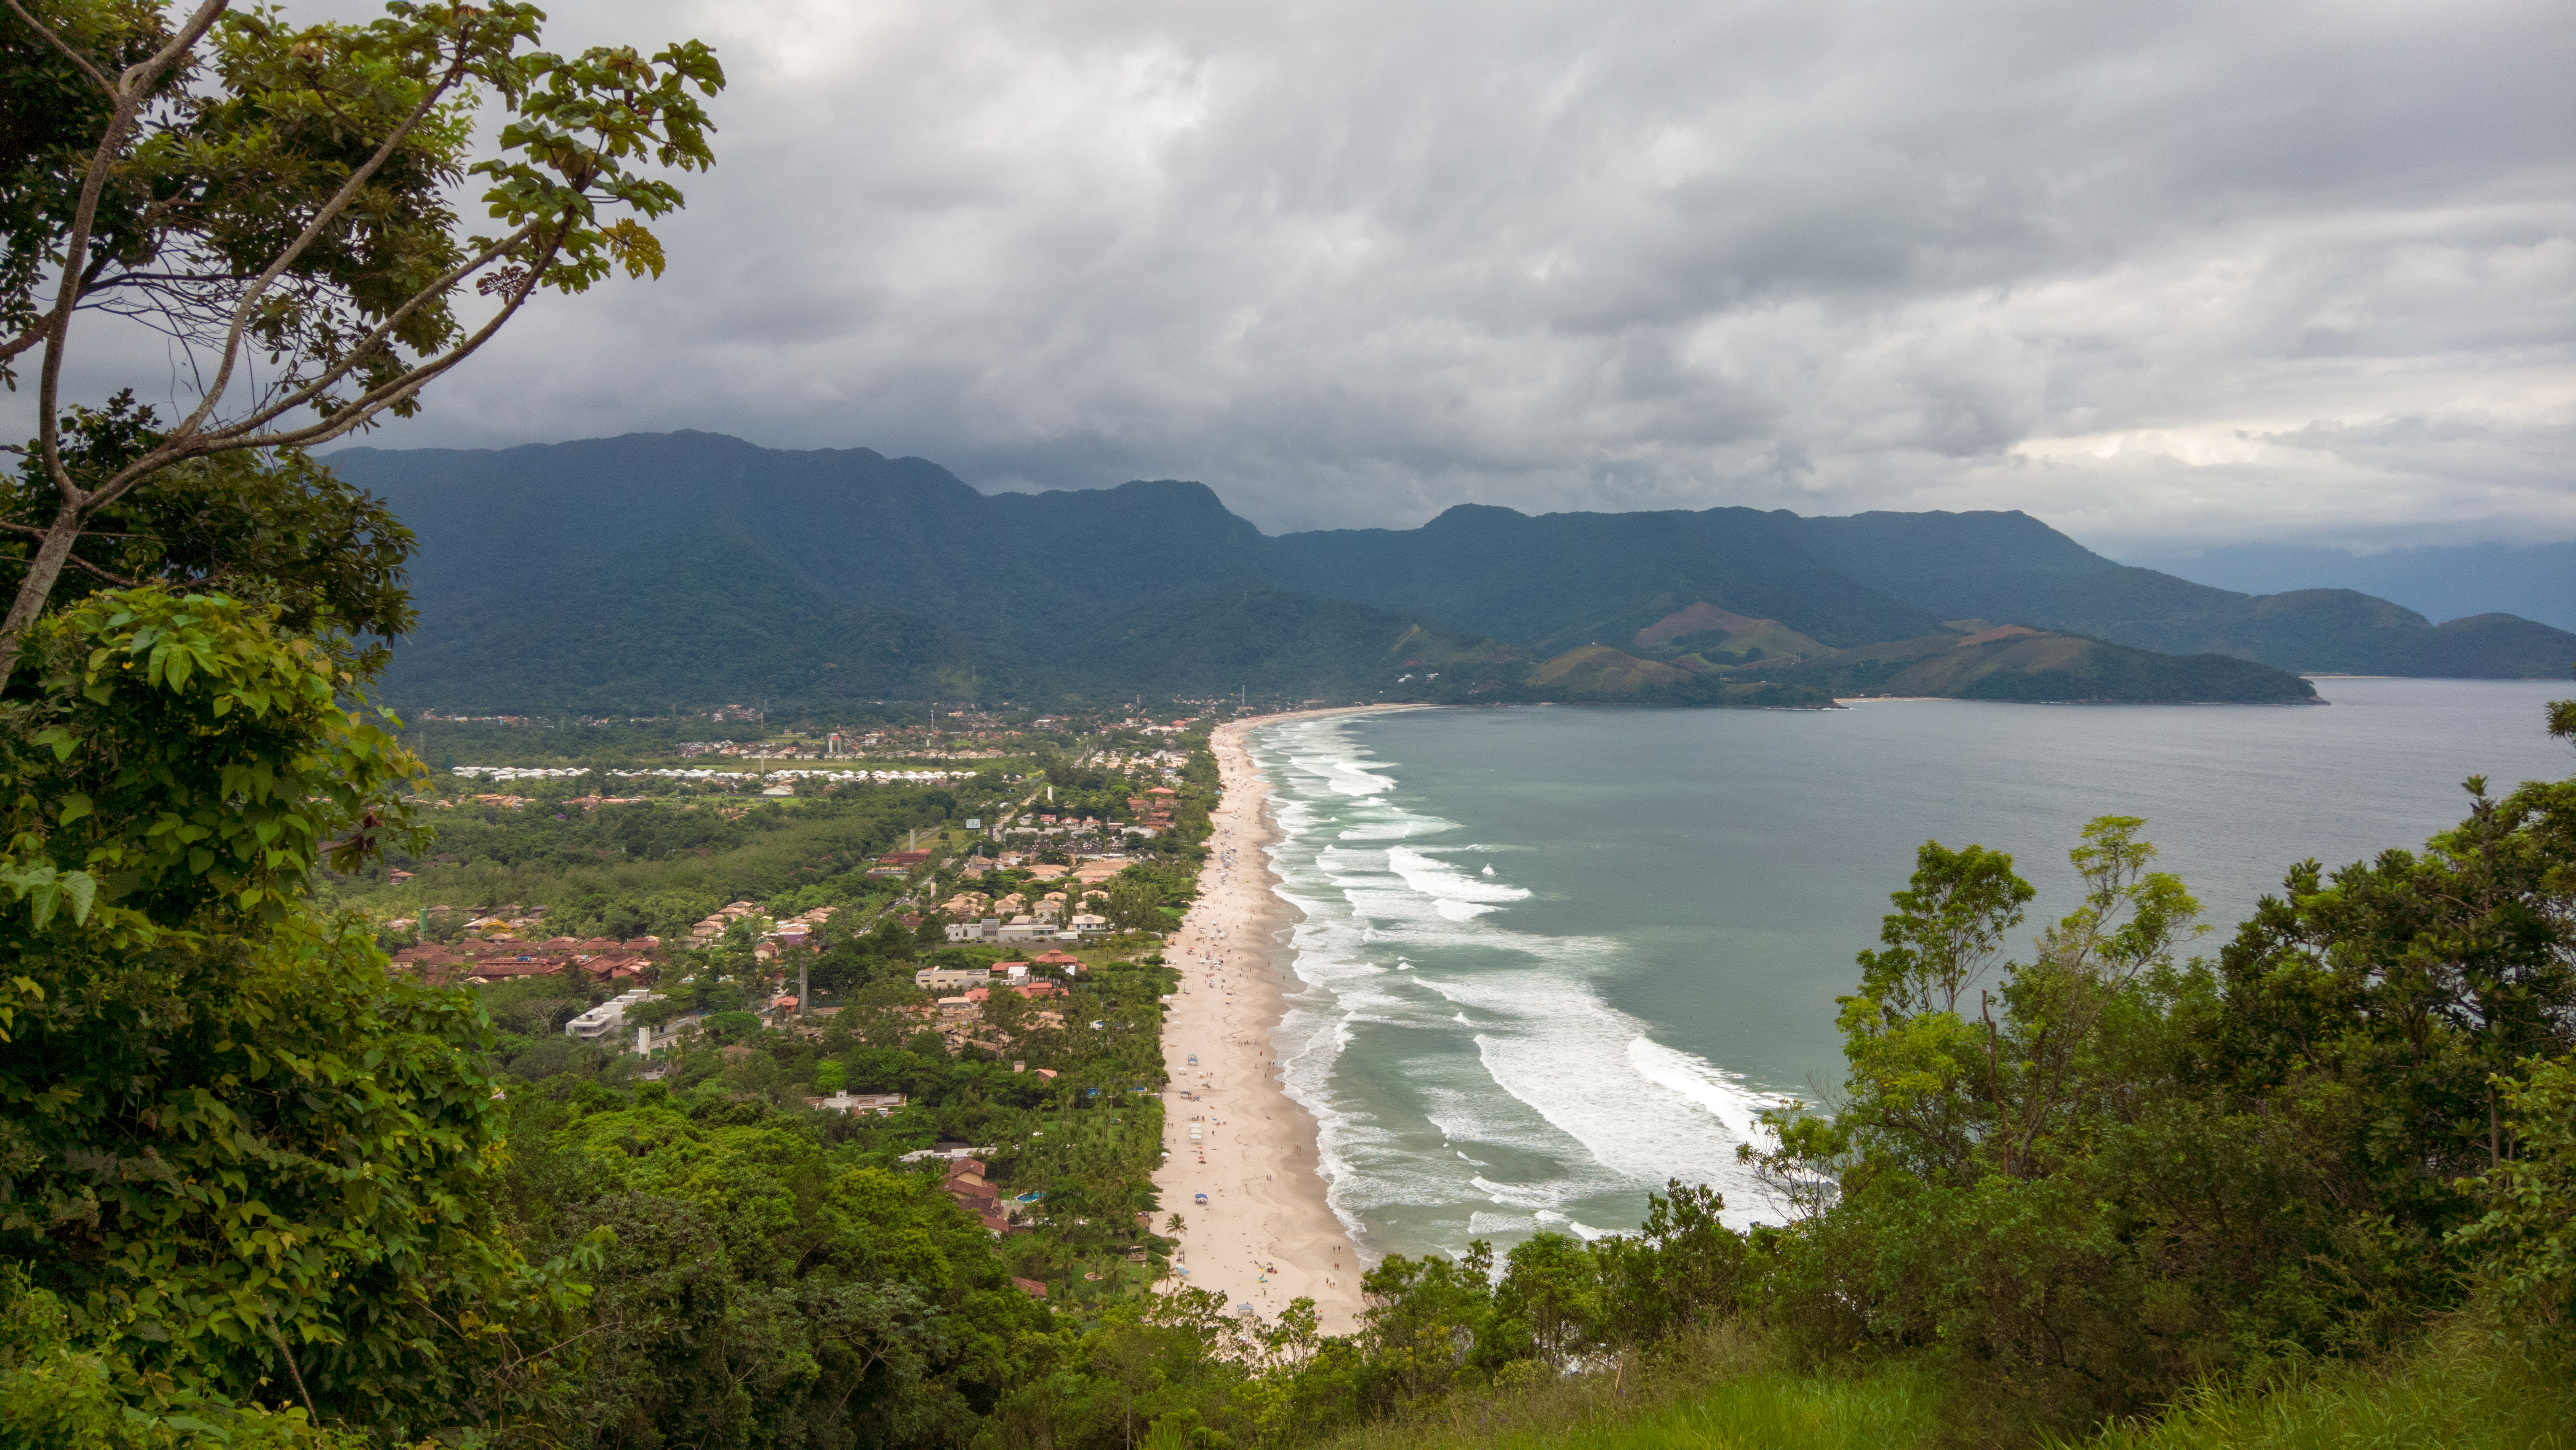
[1151,708,1426,1334]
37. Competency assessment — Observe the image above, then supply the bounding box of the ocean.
[1249,679,2574,1259]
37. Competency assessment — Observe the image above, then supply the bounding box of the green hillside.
[377,523,992,712]
[1267,503,2575,678]
[1260,503,1945,651]
[1024,589,1532,703]
[1793,511,2576,678]
[1770,626,2321,704]
[328,431,1277,660]
[1627,601,1832,664]
[320,432,2568,708]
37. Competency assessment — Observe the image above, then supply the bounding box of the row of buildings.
[391,935,661,985]
[943,913,1110,944]
[689,899,841,950]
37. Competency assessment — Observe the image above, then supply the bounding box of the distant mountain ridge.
[1789,510,2573,678]
[2123,540,2576,633]
[323,431,2570,710]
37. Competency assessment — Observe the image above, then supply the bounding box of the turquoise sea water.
[1248,679,2574,1259]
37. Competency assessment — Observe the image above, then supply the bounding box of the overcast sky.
[61,0,2576,550]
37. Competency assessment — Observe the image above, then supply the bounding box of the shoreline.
[1152,706,1430,1331]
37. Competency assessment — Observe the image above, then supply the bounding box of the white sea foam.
[1386,846,1531,906]
[1430,970,1781,1229]
[1625,1036,1784,1145]
[1291,754,1393,797]
[1416,1082,1565,1151]
[1533,1211,1612,1242]
[1471,1175,1576,1211]
[1248,713,1796,1249]
[1338,810,1456,841]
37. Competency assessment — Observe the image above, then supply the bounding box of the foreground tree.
[1737,687,2576,1431]
[0,6,724,1439]
[0,588,602,1440]
[0,0,723,684]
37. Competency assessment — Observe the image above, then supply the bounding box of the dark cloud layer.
[42,0,2576,549]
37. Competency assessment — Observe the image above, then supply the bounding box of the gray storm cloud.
[43,0,2576,549]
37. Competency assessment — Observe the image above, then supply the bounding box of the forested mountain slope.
[1793,510,2576,677]
[1257,503,1945,652]
[327,431,2570,707]
[332,431,1275,656]
[2124,539,2576,633]
[1272,502,2576,677]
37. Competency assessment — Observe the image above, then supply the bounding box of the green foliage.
[1103,873,1175,933]
[2081,1316,2575,1450]
[1828,841,2037,1183]
[1,588,416,938]
[497,1099,1054,1447]
[1,0,726,691]
[1592,1183,1747,1349]
[1739,747,2575,1433]
[5,0,723,406]
[4,560,2566,1450]
[1,1269,372,1450]
[2207,766,2576,1319]
[0,2,186,386]
[5,400,416,671]
[2451,1053,2576,1339]
[1497,1234,1598,1371]
[0,588,579,1439]
[342,784,971,945]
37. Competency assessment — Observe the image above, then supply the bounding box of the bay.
[1248,679,2573,1259]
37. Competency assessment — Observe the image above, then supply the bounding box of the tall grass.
[1309,1326,1939,1450]
[1308,1316,2571,1450]
[2079,1318,2573,1450]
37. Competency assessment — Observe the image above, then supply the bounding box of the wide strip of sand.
[1151,708,1430,1333]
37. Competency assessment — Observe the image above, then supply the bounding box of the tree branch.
[65,553,140,587]
[0,549,140,587]
[1,0,115,93]
[72,228,552,520]
[166,28,480,445]
[28,0,231,503]
[0,521,159,542]
[215,222,546,440]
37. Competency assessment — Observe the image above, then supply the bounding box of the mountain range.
[323,431,2574,712]
[2125,541,2576,634]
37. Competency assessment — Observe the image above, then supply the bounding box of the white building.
[565,989,659,1042]
[914,965,996,991]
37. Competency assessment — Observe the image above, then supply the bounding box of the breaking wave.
[1247,714,1796,1260]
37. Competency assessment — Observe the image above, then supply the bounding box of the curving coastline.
[1151,708,1433,1332]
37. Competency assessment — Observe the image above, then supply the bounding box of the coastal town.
[331,700,1371,1324]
